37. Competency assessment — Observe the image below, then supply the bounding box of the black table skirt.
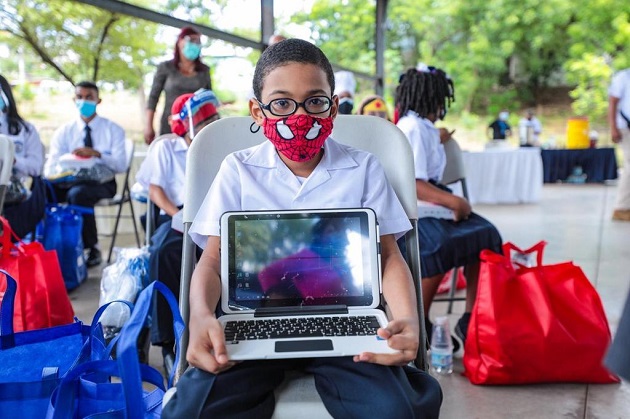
[540,148,618,183]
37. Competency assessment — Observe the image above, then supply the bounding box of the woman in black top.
[144,26,212,144]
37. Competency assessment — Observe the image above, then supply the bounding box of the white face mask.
[499,112,509,121]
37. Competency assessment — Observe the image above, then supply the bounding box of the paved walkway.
[71,183,629,418]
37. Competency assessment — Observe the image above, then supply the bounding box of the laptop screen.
[222,209,379,310]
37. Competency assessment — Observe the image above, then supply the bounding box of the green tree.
[0,0,164,87]
[565,0,630,121]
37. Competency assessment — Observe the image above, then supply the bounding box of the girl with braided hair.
[395,67,502,351]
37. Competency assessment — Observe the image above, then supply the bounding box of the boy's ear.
[249,97,265,126]
[330,95,339,119]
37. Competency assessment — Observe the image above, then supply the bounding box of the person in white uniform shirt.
[334,70,356,114]
[395,67,502,352]
[0,75,47,239]
[518,109,542,147]
[0,75,44,177]
[609,68,630,221]
[147,89,219,375]
[45,81,126,267]
[162,38,441,419]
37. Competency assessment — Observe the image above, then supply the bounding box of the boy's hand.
[439,128,455,144]
[611,126,622,144]
[72,147,100,158]
[186,315,236,374]
[353,318,419,366]
[451,195,472,222]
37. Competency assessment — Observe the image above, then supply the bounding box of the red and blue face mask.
[262,114,333,162]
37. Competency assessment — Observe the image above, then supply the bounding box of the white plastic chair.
[0,134,16,211]
[175,115,427,417]
[434,137,468,313]
[95,138,141,262]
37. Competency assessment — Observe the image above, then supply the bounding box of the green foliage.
[0,0,164,87]
[292,0,627,122]
[564,0,630,121]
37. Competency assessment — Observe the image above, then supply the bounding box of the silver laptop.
[218,208,398,360]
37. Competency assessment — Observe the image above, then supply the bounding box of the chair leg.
[107,199,125,263]
[127,196,141,248]
[446,268,458,314]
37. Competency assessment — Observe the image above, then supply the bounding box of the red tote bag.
[0,217,74,332]
[463,241,618,385]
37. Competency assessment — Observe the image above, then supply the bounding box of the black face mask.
[338,99,354,115]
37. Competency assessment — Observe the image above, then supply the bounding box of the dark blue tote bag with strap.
[47,281,184,418]
[0,269,130,418]
[37,181,93,290]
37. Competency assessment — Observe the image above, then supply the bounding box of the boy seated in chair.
[147,89,219,375]
[45,81,126,267]
[163,39,441,419]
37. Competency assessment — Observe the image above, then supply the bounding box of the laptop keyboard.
[224,316,381,341]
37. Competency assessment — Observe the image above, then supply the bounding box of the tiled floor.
[71,183,630,418]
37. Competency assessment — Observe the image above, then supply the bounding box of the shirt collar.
[78,114,101,128]
[243,137,358,171]
[172,136,189,152]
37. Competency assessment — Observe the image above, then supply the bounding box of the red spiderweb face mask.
[262,114,333,162]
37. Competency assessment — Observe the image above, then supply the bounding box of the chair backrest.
[441,138,469,199]
[0,135,16,210]
[178,115,427,377]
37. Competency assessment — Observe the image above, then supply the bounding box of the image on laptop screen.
[225,210,378,310]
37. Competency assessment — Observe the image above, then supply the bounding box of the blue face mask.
[182,41,201,60]
[76,100,97,118]
[0,96,5,112]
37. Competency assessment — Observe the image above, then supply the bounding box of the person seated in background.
[0,75,44,178]
[334,70,356,114]
[488,109,512,140]
[0,74,47,239]
[357,94,390,120]
[147,89,220,375]
[45,81,126,268]
[395,67,502,351]
[518,108,542,147]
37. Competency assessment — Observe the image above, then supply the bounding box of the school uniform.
[397,111,502,278]
[0,113,44,177]
[164,138,442,419]
[46,115,126,249]
[609,68,630,210]
[0,114,46,239]
[145,136,192,346]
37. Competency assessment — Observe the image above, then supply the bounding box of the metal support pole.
[375,0,388,96]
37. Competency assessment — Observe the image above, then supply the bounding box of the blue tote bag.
[0,269,129,417]
[47,281,184,418]
[37,182,93,290]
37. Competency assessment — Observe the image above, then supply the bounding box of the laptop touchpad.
[275,340,334,352]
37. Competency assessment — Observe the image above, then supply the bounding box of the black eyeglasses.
[257,95,333,117]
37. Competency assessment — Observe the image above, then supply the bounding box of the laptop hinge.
[254,305,348,317]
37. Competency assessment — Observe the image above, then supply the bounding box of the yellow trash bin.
[566,117,589,149]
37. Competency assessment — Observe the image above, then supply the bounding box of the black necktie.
[84,125,93,148]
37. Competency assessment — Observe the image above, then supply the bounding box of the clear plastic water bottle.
[430,316,453,375]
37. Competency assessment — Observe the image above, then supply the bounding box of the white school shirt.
[609,69,630,130]
[189,137,411,248]
[45,115,127,175]
[396,111,446,182]
[148,136,188,210]
[0,113,44,177]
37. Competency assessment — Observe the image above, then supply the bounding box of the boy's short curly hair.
[252,38,335,100]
